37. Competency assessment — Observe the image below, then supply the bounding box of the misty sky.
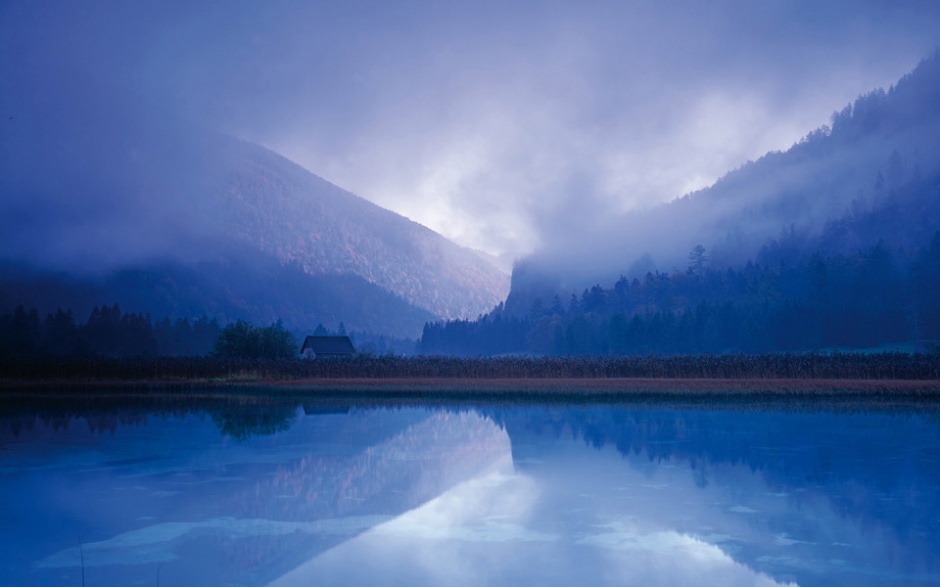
[3,0,940,259]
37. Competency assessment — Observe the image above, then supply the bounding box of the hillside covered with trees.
[421,235,940,355]
[421,53,940,356]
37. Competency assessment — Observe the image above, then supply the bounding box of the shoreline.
[3,376,939,396]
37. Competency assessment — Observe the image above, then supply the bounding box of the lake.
[1,392,939,586]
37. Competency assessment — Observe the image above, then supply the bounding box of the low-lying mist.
[0,66,232,273]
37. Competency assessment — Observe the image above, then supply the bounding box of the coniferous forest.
[0,304,222,358]
[420,234,940,356]
[0,305,412,362]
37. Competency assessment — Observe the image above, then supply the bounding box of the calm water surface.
[1,394,939,586]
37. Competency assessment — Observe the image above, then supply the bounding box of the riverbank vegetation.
[2,352,939,387]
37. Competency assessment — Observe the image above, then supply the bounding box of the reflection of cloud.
[372,469,552,544]
[268,466,798,587]
[501,406,940,584]
[254,410,513,522]
[580,527,727,558]
[268,469,544,586]
[728,505,759,514]
[774,534,815,547]
[37,516,391,568]
[577,521,798,586]
[377,517,553,543]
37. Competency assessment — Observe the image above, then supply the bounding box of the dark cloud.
[2,0,939,263]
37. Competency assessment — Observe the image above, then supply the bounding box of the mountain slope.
[0,75,509,335]
[0,251,437,338]
[506,51,940,313]
[211,137,509,320]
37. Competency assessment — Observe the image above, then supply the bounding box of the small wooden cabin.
[300,335,356,359]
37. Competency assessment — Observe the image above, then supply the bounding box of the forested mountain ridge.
[422,52,940,355]
[422,235,940,355]
[0,250,436,339]
[1,77,508,337]
[507,51,940,316]
[212,137,509,321]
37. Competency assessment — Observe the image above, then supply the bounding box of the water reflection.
[0,396,938,586]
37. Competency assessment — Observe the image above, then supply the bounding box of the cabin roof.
[300,335,356,355]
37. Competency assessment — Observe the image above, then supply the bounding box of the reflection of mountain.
[489,405,940,585]
[228,410,510,584]
[270,409,807,587]
[230,410,510,523]
[9,400,939,586]
[0,396,302,443]
[8,405,512,587]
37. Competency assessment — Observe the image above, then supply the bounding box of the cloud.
[255,0,940,257]
[267,465,800,587]
[3,0,940,261]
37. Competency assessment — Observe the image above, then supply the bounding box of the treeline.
[421,234,940,356]
[0,395,300,441]
[0,304,222,358]
[2,353,939,382]
[0,304,411,360]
